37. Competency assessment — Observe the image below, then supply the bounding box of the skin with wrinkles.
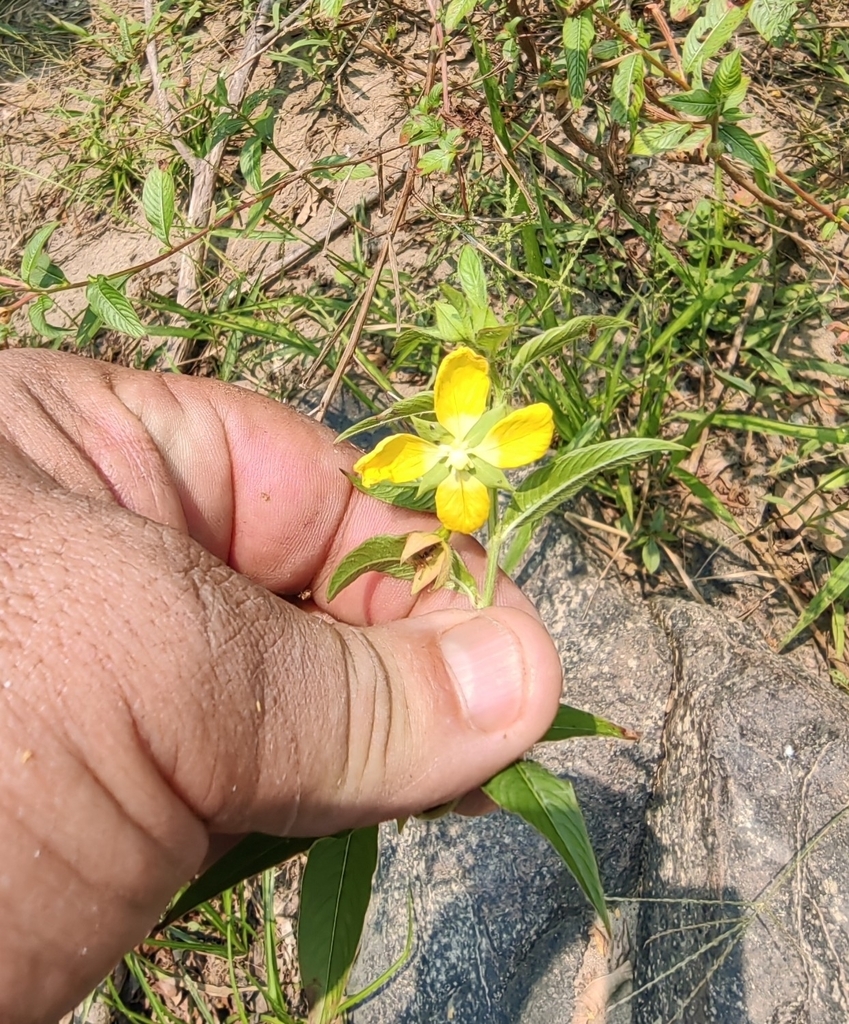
[0,349,562,1024]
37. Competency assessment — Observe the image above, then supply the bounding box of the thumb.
[158,572,563,835]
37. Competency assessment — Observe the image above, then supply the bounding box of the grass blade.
[782,555,849,649]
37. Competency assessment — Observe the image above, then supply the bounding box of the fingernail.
[440,616,525,733]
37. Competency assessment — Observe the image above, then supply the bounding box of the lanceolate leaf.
[502,438,683,535]
[541,703,639,743]
[444,0,479,33]
[563,10,595,109]
[610,52,645,125]
[710,49,742,97]
[669,0,701,18]
[21,222,60,285]
[335,392,435,443]
[457,244,488,314]
[29,252,68,289]
[511,316,630,378]
[664,88,720,118]
[142,165,175,245]
[85,278,146,338]
[748,0,798,43]
[632,122,692,156]
[483,761,610,933]
[239,135,264,193]
[718,123,769,172]
[327,534,416,601]
[782,554,849,649]
[345,473,438,515]
[681,0,748,75]
[161,834,316,926]
[299,827,379,1024]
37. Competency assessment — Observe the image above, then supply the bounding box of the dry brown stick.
[164,0,276,368]
[143,0,198,172]
[716,155,804,221]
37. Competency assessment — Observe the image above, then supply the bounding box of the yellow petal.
[354,434,441,487]
[472,403,554,469]
[434,347,490,441]
[436,471,490,534]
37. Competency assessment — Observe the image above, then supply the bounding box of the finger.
[0,349,532,625]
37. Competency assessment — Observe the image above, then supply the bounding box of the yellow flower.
[353,347,554,533]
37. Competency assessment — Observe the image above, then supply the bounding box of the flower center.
[442,443,472,473]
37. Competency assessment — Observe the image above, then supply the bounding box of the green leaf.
[782,555,849,648]
[298,827,379,1024]
[562,10,595,109]
[21,222,60,286]
[161,834,315,926]
[718,123,769,172]
[335,392,435,443]
[642,537,661,573]
[475,324,515,353]
[28,295,72,341]
[28,252,68,289]
[540,702,639,742]
[710,49,742,97]
[457,245,488,314]
[85,278,146,338]
[748,0,798,43]
[723,74,751,109]
[142,165,175,246]
[610,52,645,125]
[239,135,264,193]
[444,0,478,33]
[675,125,712,152]
[320,0,345,19]
[664,88,720,118]
[502,438,684,536]
[511,316,630,378]
[327,534,416,601]
[345,473,438,514]
[483,761,610,932]
[669,0,702,18]
[632,122,692,156]
[434,301,469,343]
[681,0,748,75]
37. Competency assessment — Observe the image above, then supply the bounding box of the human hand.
[0,349,562,1023]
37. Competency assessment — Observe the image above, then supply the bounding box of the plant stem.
[482,495,503,607]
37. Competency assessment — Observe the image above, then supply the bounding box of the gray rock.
[345,518,849,1024]
[635,601,849,1024]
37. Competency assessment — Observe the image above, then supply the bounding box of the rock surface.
[347,519,849,1024]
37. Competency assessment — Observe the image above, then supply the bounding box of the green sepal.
[468,457,512,491]
[464,403,509,446]
[414,460,451,497]
[411,416,449,443]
